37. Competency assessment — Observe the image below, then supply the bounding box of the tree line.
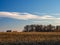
[23,24,60,32]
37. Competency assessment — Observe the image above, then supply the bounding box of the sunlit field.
[0,32,60,45]
[0,32,59,42]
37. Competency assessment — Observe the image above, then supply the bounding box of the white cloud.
[0,12,40,20]
[0,12,60,25]
[0,11,59,20]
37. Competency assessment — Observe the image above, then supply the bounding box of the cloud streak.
[0,12,60,20]
[0,12,60,27]
[0,12,55,20]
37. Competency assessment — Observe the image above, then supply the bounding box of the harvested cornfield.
[0,32,59,43]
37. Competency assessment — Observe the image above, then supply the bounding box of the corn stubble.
[0,32,59,43]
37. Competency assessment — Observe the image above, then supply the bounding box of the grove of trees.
[23,24,60,32]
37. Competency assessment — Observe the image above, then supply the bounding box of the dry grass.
[0,32,60,43]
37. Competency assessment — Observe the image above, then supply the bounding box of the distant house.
[6,30,12,32]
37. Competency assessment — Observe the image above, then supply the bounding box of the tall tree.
[47,24,52,32]
[24,25,29,32]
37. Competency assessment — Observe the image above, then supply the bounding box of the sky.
[0,0,60,32]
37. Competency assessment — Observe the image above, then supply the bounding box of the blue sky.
[0,0,60,32]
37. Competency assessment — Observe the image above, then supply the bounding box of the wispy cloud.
[0,11,60,20]
[0,12,60,25]
[0,12,40,20]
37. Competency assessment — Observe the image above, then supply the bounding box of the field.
[0,32,60,45]
[0,32,60,42]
